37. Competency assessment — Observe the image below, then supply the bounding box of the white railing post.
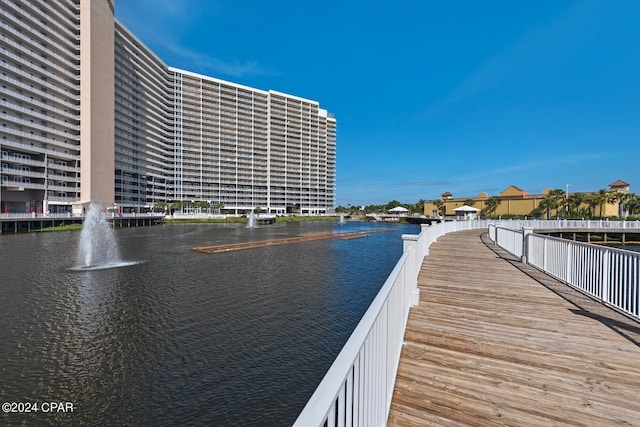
[522,227,533,263]
[602,248,610,305]
[402,234,420,306]
[420,224,430,258]
[566,241,573,284]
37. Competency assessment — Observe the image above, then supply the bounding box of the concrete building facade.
[1,0,336,215]
[1,0,84,213]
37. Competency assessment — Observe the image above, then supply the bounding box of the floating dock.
[192,229,391,254]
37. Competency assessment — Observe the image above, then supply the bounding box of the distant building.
[424,180,631,218]
[453,205,479,220]
[0,0,336,215]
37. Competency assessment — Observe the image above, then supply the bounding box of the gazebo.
[388,206,409,215]
[453,205,480,220]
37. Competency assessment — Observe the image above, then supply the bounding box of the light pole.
[565,184,571,215]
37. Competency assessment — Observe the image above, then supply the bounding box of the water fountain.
[72,202,136,270]
[246,211,258,229]
[339,213,345,225]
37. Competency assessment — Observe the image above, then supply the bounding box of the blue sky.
[115,1,640,207]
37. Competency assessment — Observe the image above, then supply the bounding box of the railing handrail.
[526,232,640,255]
[487,218,640,230]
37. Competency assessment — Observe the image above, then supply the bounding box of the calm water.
[612,244,640,253]
[0,221,418,426]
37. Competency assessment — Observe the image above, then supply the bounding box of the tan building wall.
[493,198,542,217]
[424,184,625,219]
[424,198,550,218]
[80,0,115,207]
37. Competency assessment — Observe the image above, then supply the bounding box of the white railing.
[294,219,489,427]
[488,218,640,230]
[292,250,412,427]
[492,226,524,258]
[296,218,640,425]
[526,234,640,320]
[489,219,640,258]
[489,221,640,322]
[0,212,163,219]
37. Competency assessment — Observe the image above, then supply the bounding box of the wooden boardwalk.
[388,229,640,426]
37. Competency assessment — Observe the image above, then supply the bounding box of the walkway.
[388,229,640,426]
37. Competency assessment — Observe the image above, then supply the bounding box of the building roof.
[609,179,630,188]
[389,206,409,213]
[500,185,528,198]
[453,205,480,212]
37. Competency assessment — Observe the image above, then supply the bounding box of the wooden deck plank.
[388,229,640,426]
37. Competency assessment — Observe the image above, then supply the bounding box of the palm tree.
[152,201,167,213]
[535,189,564,219]
[596,189,608,218]
[608,191,630,218]
[538,194,559,220]
[433,199,444,217]
[578,206,592,217]
[584,193,603,218]
[483,196,501,217]
[547,189,566,216]
[169,201,184,215]
[567,192,585,217]
[626,193,640,216]
[191,200,211,214]
[386,200,401,211]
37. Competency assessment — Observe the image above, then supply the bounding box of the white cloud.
[162,42,277,78]
[419,1,599,119]
[117,0,275,79]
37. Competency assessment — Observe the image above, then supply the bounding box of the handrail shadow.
[480,231,640,348]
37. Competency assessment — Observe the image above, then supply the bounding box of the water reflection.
[0,221,418,426]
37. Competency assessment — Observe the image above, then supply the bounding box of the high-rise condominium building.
[0,0,336,215]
